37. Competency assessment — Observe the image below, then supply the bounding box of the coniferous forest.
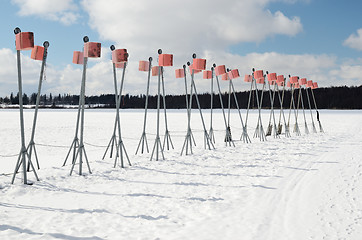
[0,85,361,109]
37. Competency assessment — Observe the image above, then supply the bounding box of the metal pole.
[305,86,317,133]
[227,76,232,143]
[300,87,309,134]
[266,81,279,138]
[230,80,250,143]
[161,68,174,150]
[275,82,290,137]
[253,78,266,141]
[243,76,254,141]
[310,87,324,132]
[150,61,164,161]
[136,57,152,154]
[215,73,234,146]
[209,68,215,143]
[27,41,49,171]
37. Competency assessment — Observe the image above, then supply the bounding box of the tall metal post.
[181,65,196,155]
[214,65,233,147]
[136,57,152,154]
[305,86,317,133]
[310,86,324,132]
[299,86,309,134]
[230,80,250,143]
[253,73,266,141]
[209,68,215,143]
[12,27,39,185]
[243,74,254,142]
[275,80,290,137]
[26,41,49,171]
[68,36,92,176]
[150,49,165,161]
[189,57,214,150]
[265,75,279,138]
[226,73,233,143]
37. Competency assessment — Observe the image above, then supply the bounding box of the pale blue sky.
[0,0,361,96]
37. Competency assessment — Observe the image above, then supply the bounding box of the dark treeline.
[1,85,361,109]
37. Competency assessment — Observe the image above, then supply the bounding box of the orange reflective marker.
[203,70,212,79]
[215,65,226,76]
[290,76,299,84]
[307,80,313,88]
[267,73,277,81]
[72,51,84,65]
[254,70,263,79]
[159,54,173,66]
[244,74,252,82]
[256,77,265,84]
[15,32,34,50]
[189,64,202,74]
[84,42,101,58]
[175,69,185,78]
[299,78,307,85]
[31,46,44,61]
[228,69,240,79]
[221,73,229,81]
[112,49,128,63]
[277,75,284,84]
[139,60,149,72]
[115,62,126,68]
[287,81,292,88]
[152,66,160,76]
[192,58,206,70]
[312,82,318,89]
[294,82,300,89]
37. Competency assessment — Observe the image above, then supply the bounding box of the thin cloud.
[343,28,362,51]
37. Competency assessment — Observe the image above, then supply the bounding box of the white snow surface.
[0,109,362,239]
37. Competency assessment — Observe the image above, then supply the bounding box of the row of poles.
[10,29,324,185]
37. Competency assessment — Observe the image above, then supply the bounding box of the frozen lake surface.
[1,109,362,239]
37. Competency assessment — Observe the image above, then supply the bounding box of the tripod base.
[294,123,301,136]
[150,137,164,161]
[135,132,149,154]
[163,130,174,151]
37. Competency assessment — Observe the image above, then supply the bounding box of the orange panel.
[254,70,263,79]
[112,49,128,63]
[30,45,44,61]
[84,42,101,58]
[215,65,226,76]
[290,76,299,84]
[203,70,212,79]
[277,75,284,84]
[15,32,34,50]
[189,64,201,74]
[294,83,300,89]
[244,74,252,82]
[256,77,265,84]
[307,80,313,88]
[312,82,318,89]
[267,73,277,81]
[299,78,307,85]
[152,66,160,76]
[175,69,185,78]
[115,62,126,68]
[192,58,206,70]
[159,54,173,67]
[139,60,149,72]
[222,73,229,81]
[287,81,292,88]
[228,69,240,79]
[72,51,84,65]
[277,80,284,87]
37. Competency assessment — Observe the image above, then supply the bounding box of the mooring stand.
[64,36,92,176]
[160,68,174,151]
[181,65,196,155]
[26,41,49,172]
[287,79,301,136]
[12,27,39,185]
[297,86,309,134]
[214,66,234,147]
[136,58,152,154]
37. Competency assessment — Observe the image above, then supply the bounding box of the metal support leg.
[266,82,279,138]
[311,88,324,133]
[209,70,215,143]
[253,80,266,141]
[161,69,174,151]
[300,88,309,134]
[305,87,317,133]
[276,83,290,137]
[243,79,254,142]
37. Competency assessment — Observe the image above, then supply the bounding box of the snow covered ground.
[0,108,361,239]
